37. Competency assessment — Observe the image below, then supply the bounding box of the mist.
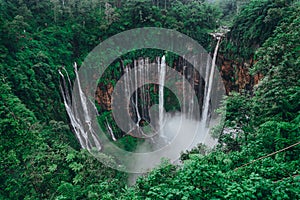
[128,112,218,184]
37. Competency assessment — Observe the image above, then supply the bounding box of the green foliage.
[1,0,221,198]
[1,0,300,199]
[252,2,300,124]
[221,0,295,60]
[212,0,250,25]
[118,1,300,199]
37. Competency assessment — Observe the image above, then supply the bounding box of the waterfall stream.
[202,37,221,125]
[59,64,102,151]
[158,56,166,138]
[60,36,222,157]
[106,118,117,141]
[134,60,142,125]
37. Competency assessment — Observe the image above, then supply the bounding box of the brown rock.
[95,82,114,110]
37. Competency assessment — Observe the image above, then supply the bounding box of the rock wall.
[95,59,206,113]
[95,82,113,110]
[94,55,263,112]
[217,55,263,94]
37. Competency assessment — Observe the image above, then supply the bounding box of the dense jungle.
[0,0,299,199]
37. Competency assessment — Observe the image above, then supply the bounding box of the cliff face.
[94,60,206,113]
[217,55,263,94]
[95,82,113,110]
[94,55,263,111]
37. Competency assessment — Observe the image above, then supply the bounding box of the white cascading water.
[182,64,187,115]
[122,64,133,132]
[74,63,102,150]
[59,63,101,151]
[59,69,86,148]
[134,60,142,125]
[201,37,221,125]
[158,56,166,134]
[61,34,222,154]
[187,36,222,149]
[106,118,117,141]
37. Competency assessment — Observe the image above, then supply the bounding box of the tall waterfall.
[158,56,166,134]
[201,37,222,125]
[188,36,222,149]
[106,118,117,141]
[59,63,101,151]
[120,57,172,137]
[60,36,222,152]
[134,60,142,125]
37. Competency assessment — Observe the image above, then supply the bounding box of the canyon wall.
[217,55,263,95]
[95,55,264,112]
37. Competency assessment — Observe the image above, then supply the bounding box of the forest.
[0,0,299,199]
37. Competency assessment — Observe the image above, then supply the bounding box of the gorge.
[59,33,225,172]
[2,0,299,198]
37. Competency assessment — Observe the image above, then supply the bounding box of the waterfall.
[121,56,167,140]
[188,66,195,120]
[134,60,142,125]
[201,37,221,125]
[59,63,102,151]
[73,63,102,150]
[106,118,117,141]
[60,38,222,158]
[159,56,166,135]
[182,64,187,115]
[59,46,225,178]
[59,69,86,148]
[188,36,222,149]
[122,64,133,132]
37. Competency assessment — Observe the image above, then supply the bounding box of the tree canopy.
[1,0,299,199]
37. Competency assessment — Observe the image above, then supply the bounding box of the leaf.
[48,164,57,172]
[69,162,83,172]
[66,153,75,162]
[73,174,83,184]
